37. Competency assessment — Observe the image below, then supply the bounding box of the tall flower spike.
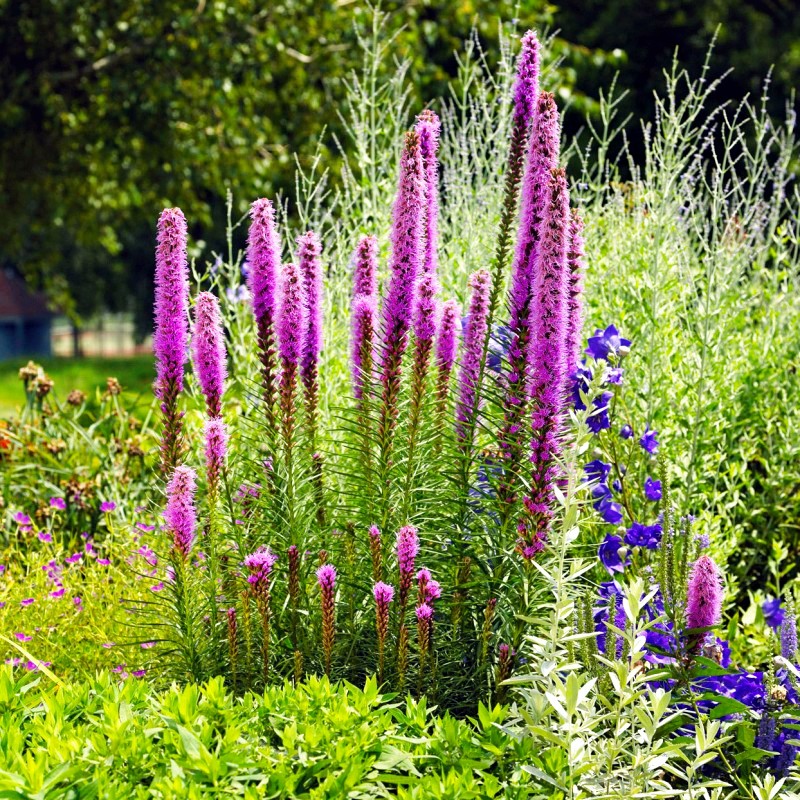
[564,209,586,376]
[455,270,492,444]
[521,168,571,559]
[317,564,337,676]
[414,108,441,293]
[782,610,798,662]
[204,417,227,495]
[685,554,723,651]
[247,199,281,437]
[373,582,394,683]
[192,291,227,418]
[352,235,378,299]
[396,525,419,612]
[154,208,189,472]
[165,466,197,560]
[434,299,461,422]
[351,294,377,400]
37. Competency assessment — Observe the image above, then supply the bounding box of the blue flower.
[624,521,662,550]
[241,260,251,280]
[639,425,659,454]
[763,598,785,630]
[644,477,662,501]
[620,424,633,439]
[605,367,624,385]
[486,325,512,373]
[595,495,624,525]
[584,459,612,483]
[586,325,631,362]
[598,534,630,573]
[587,392,613,433]
[612,479,622,493]
[571,364,593,411]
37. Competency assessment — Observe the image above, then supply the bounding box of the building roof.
[0,270,53,319]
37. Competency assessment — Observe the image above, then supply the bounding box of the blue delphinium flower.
[571,363,593,411]
[586,325,631,362]
[584,459,612,483]
[763,598,785,629]
[624,521,662,550]
[595,495,624,525]
[620,424,633,439]
[587,391,613,433]
[639,425,659,454]
[599,534,630,573]
[644,477,662,501]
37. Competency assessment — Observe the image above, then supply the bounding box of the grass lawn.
[0,355,154,417]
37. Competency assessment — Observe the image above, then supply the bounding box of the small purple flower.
[624,521,662,550]
[14,633,32,642]
[620,424,633,439]
[606,368,624,385]
[587,391,613,433]
[13,512,31,525]
[373,582,395,605]
[585,325,631,362]
[599,534,630,573]
[49,497,66,510]
[100,501,117,513]
[763,598,784,630]
[595,496,624,525]
[244,547,278,588]
[38,532,52,543]
[686,555,723,635]
[644,477,662,501]
[640,426,659,454]
[20,598,35,607]
[584,459,612,484]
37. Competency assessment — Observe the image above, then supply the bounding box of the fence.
[52,314,152,358]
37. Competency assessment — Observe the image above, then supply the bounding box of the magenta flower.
[415,603,434,623]
[297,231,324,382]
[564,209,586,375]
[100,501,116,513]
[165,466,197,560]
[415,109,441,291]
[277,261,307,368]
[13,512,30,525]
[513,31,540,133]
[49,497,66,510]
[204,417,228,492]
[192,291,227,418]
[455,269,492,443]
[396,525,419,609]
[243,546,278,591]
[20,598,34,607]
[436,300,461,375]
[686,554,723,646]
[246,198,281,343]
[154,208,189,398]
[317,564,337,675]
[38,532,52,543]
[425,580,441,602]
[15,633,32,642]
[352,235,378,299]
[351,294,377,400]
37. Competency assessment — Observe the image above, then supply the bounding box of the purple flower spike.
[513,31,540,131]
[686,554,723,646]
[396,525,419,609]
[165,466,197,560]
[204,417,227,491]
[414,109,441,295]
[244,546,278,591]
[353,235,378,299]
[247,199,281,340]
[317,564,337,675]
[351,294,377,400]
[277,261,307,367]
[192,291,227,418]
[564,209,586,375]
[455,270,491,443]
[297,231,324,381]
[781,611,797,661]
[374,582,395,605]
[436,299,461,375]
[154,208,189,398]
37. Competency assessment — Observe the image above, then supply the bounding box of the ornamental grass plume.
[154,208,190,473]
[373,581,394,683]
[297,231,324,448]
[165,466,197,560]
[565,209,586,376]
[192,291,227,418]
[455,269,492,445]
[434,299,461,422]
[247,199,281,439]
[520,168,571,559]
[317,564,337,676]
[685,554,723,651]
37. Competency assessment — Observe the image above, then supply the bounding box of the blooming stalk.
[351,295,377,503]
[353,234,378,299]
[226,607,238,688]
[416,603,434,691]
[415,109,441,294]
[369,525,382,582]
[154,208,190,473]
[244,547,278,683]
[247,199,281,442]
[374,582,395,683]
[782,610,797,662]
[165,466,197,560]
[317,564,337,676]
[192,291,227,418]
[396,525,420,613]
[434,299,461,424]
[685,554,723,652]
[565,209,586,377]
[455,270,492,445]
[520,168,570,559]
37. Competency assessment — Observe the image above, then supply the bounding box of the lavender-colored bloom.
[381,130,425,368]
[165,466,197,559]
[100,501,116,513]
[297,231,324,380]
[414,109,441,294]
[599,534,630,573]
[244,546,278,588]
[686,554,723,634]
[564,209,586,375]
[455,269,491,442]
[396,525,420,578]
[640,425,659,454]
[624,521,662,550]
[596,495,624,525]
[763,598,785,629]
[425,580,441,602]
[620,424,633,439]
[192,291,227,417]
[586,325,631,362]
[435,299,461,374]
[204,417,227,490]
[154,208,189,397]
[644,477,662,501]
[374,582,395,605]
[415,603,434,622]
[352,235,378,299]
[351,294,377,400]
[277,261,307,367]
[413,272,438,344]
[246,199,281,336]
[317,563,336,591]
[513,30,539,131]
[49,497,66,510]
[781,611,797,661]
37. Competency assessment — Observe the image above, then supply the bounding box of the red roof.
[0,270,52,319]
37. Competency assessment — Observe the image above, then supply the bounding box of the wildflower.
[644,477,662,501]
[13,512,30,525]
[434,299,461,418]
[317,564,337,676]
[20,598,34,607]
[624,521,662,550]
[585,324,631,362]
[763,598,785,629]
[297,231,324,394]
[620,424,633,439]
[38,532,52,543]
[455,270,491,443]
[416,602,434,679]
[351,294,377,400]
[369,525,382,582]
[415,109,441,295]
[49,497,66,510]
[352,235,377,299]
[781,611,797,661]
[587,391,613,433]
[50,587,65,598]
[100,501,116,513]
[598,534,630,573]
[204,417,227,495]
[66,389,87,406]
[14,633,32,642]
[165,466,197,560]
[639,425,659,454]
[154,208,190,472]
[373,581,394,682]
[396,525,419,610]
[192,291,227,418]
[243,547,278,596]
[686,554,723,648]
